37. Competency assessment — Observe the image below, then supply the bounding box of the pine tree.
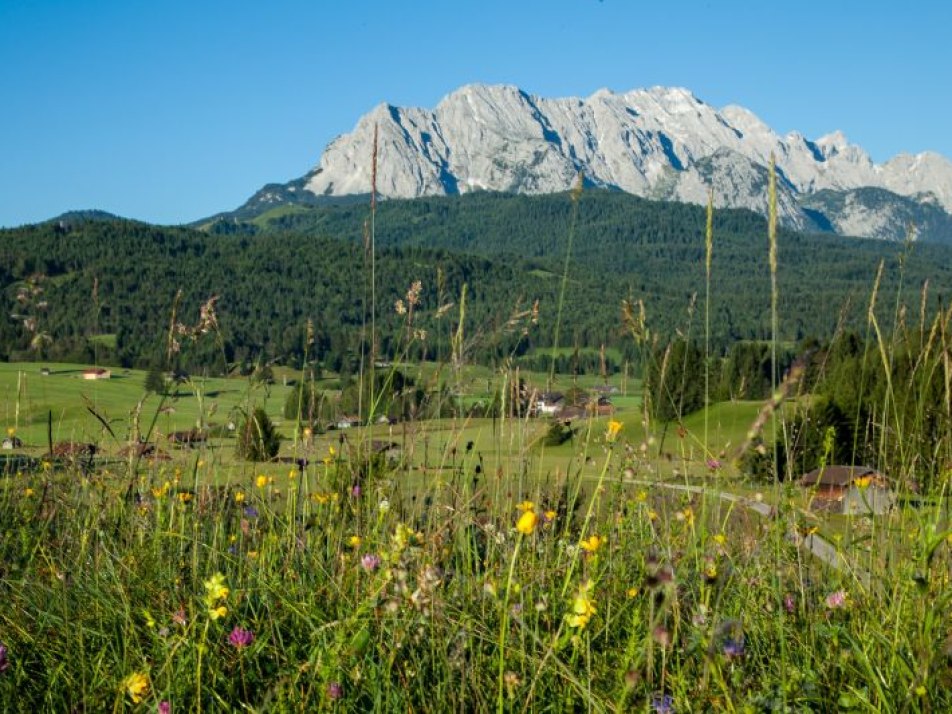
[236,407,280,462]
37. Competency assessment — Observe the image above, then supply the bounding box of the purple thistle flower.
[158,701,171,714]
[361,554,381,572]
[350,484,361,498]
[650,693,674,713]
[243,506,259,519]
[228,626,254,648]
[0,643,9,674]
[327,681,343,701]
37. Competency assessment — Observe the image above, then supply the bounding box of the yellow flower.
[712,533,727,546]
[256,474,268,488]
[634,490,648,503]
[854,475,872,490]
[682,507,694,525]
[516,500,535,512]
[6,426,15,437]
[203,572,229,603]
[234,490,246,504]
[122,671,150,704]
[605,420,623,442]
[579,534,604,553]
[516,510,538,535]
[178,491,192,503]
[392,523,414,550]
[348,535,362,548]
[544,509,557,523]
[23,487,34,498]
[567,580,596,629]
[209,604,228,620]
[328,445,336,456]
[646,509,658,521]
[626,587,639,599]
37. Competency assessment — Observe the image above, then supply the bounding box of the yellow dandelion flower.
[544,509,557,523]
[635,490,648,503]
[256,474,268,489]
[647,509,658,521]
[682,507,694,525]
[516,509,538,535]
[23,487,34,498]
[712,533,727,546]
[234,491,246,504]
[516,500,535,512]
[579,534,604,553]
[122,671,150,704]
[209,604,228,620]
[605,420,623,442]
[6,426,15,437]
[178,491,192,503]
[328,445,336,456]
[348,535,362,548]
[854,475,872,490]
[626,587,639,598]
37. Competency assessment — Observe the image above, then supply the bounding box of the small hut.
[800,465,895,515]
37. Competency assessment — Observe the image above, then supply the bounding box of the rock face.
[289,84,952,242]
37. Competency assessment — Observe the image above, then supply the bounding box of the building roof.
[800,465,879,487]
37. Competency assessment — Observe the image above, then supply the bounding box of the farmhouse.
[800,465,895,515]
[82,368,111,380]
[534,392,564,416]
[587,395,615,416]
[2,436,23,450]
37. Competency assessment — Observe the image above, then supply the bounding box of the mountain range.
[222,84,952,243]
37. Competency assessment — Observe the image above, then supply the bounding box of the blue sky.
[1,0,949,227]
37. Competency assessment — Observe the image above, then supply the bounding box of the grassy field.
[3,177,952,710]
[0,362,292,449]
[1,387,949,711]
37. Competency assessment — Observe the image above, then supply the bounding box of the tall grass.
[1,168,952,713]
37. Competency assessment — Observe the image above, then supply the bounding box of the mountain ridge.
[225,83,952,243]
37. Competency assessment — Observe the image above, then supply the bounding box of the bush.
[542,420,574,447]
[236,407,280,461]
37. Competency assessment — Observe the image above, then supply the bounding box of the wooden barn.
[800,465,895,515]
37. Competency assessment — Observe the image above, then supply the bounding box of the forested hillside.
[3,191,951,374]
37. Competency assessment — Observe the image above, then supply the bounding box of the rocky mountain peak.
[284,83,952,242]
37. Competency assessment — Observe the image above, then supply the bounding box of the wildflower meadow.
[1,167,951,712]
